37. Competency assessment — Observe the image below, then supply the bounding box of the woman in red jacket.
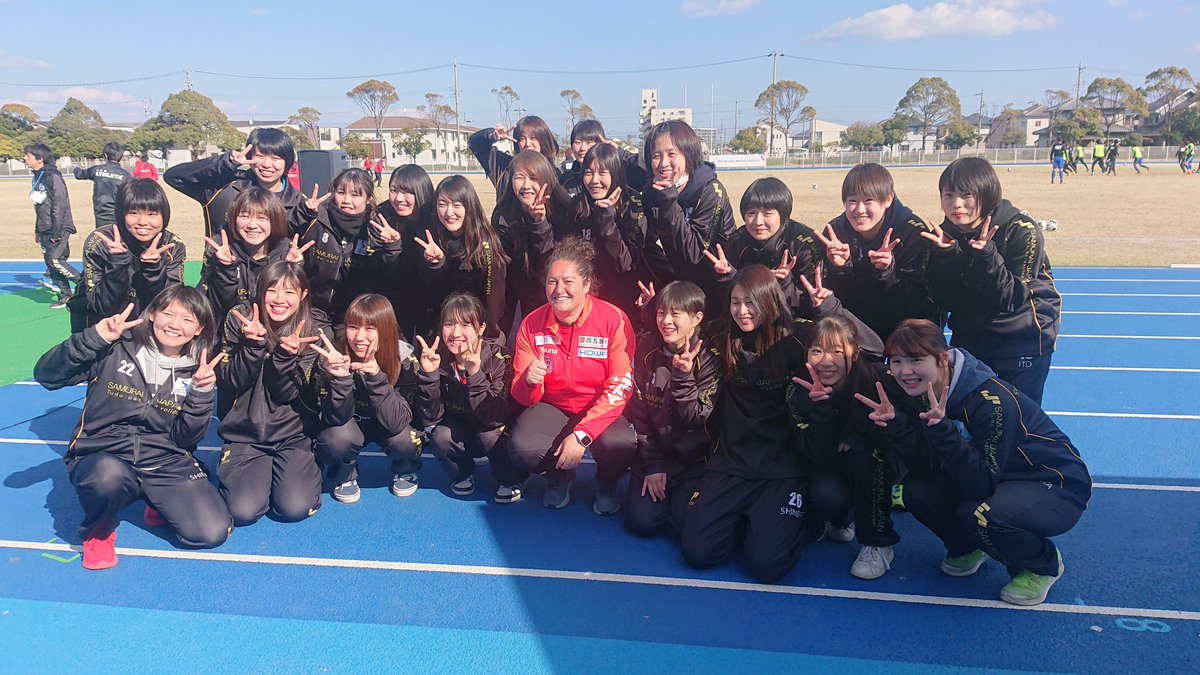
[509,237,637,514]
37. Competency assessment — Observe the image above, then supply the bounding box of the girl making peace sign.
[67,179,186,333]
[923,157,1060,404]
[312,294,425,503]
[415,293,518,500]
[858,319,1090,606]
[216,262,326,526]
[35,287,231,570]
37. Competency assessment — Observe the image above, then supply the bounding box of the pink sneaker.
[144,505,167,527]
[82,532,117,570]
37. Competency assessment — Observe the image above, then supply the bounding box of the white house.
[793,118,848,149]
[346,116,480,167]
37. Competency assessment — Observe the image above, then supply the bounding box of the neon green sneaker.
[939,549,990,577]
[891,483,906,511]
[1000,550,1064,606]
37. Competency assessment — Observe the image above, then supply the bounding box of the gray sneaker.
[542,470,575,509]
[332,479,361,504]
[390,473,419,498]
[451,476,475,497]
[592,481,621,516]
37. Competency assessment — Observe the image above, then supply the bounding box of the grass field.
[1,163,1197,266]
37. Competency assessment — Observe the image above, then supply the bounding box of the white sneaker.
[851,545,894,580]
[826,521,856,543]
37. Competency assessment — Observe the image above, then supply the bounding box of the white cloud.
[680,0,760,18]
[248,8,268,16]
[16,87,141,108]
[816,1,1057,41]
[0,49,49,69]
[1106,0,1124,6]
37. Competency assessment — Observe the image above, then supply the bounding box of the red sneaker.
[144,505,167,527]
[81,532,117,570]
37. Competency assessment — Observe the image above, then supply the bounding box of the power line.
[780,54,1075,74]
[0,71,183,87]
[191,64,452,81]
[458,55,769,76]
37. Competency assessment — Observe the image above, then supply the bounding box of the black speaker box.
[297,150,351,197]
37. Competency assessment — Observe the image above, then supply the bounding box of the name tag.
[29,189,46,205]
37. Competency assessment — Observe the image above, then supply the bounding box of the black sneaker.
[542,470,575,509]
[592,480,621,516]
[495,480,525,504]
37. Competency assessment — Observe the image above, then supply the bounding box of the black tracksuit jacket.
[31,166,76,237]
[198,238,291,322]
[35,329,215,462]
[928,199,1060,360]
[563,195,657,321]
[419,236,507,341]
[74,161,131,226]
[720,220,823,317]
[217,305,329,445]
[495,209,558,331]
[313,359,417,436]
[67,223,186,332]
[290,202,403,326]
[641,162,736,316]
[823,199,943,338]
[165,153,302,238]
[628,335,720,477]
[416,338,512,432]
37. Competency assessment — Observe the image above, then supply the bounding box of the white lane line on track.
[1051,366,1200,373]
[1058,334,1200,340]
[1,539,1196,622]
[1045,411,1200,420]
[2,437,1196,486]
[1063,311,1200,316]
[1061,293,1200,298]
[1056,278,1200,283]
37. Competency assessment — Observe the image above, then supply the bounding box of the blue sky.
[1,0,1195,141]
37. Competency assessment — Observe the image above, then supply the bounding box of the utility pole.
[768,50,780,160]
[185,67,193,91]
[975,89,985,148]
[453,60,462,168]
[1075,62,1085,104]
[733,99,739,133]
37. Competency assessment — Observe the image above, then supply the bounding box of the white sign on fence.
[710,154,767,168]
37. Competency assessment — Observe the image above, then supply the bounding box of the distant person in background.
[1131,142,1149,174]
[24,143,80,309]
[133,153,159,181]
[1049,138,1065,184]
[74,141,131,228]
[1071,143,1084,173]
[1176,145,1189,173]
[1061,143,1077,175]
[1089,140,1105,174]
[373,158,384,186]
[363,157,373,172]
[1104,139,1119,175]
[1185,140,1195,173]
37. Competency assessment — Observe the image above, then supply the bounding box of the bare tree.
[560,89,585,136]
[419,92,456,169]
[288,107,321,146]
[491,85,520,127]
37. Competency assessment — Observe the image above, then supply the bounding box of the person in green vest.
[1131,143,1149,174]
[1185,141,1195,173]
[1090,141,1106,174]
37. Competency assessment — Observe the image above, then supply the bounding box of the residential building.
[793,117,848,149]
[639,88,692,140]
[345,115,480,167]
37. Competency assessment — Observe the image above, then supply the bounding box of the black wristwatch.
[573,431,593,448]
